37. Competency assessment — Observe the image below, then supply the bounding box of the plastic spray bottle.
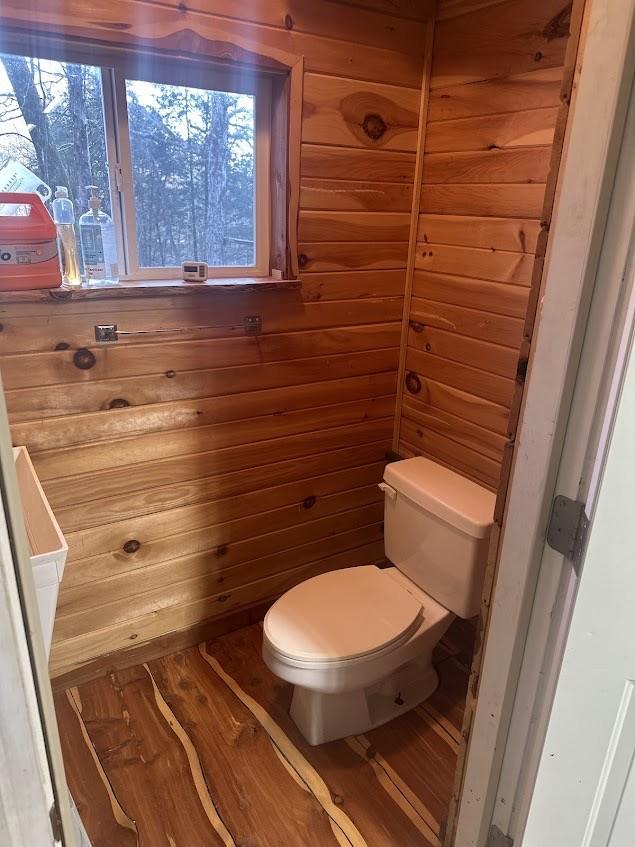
[79,185,119,283]
[51,186,81,287]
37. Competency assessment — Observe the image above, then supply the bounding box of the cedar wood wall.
[396,0,572,491]
[0,0,429,678]
[0,0,573,678]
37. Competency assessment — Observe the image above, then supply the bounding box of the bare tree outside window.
[125,78,255,269]
[0,51,258,275]
[0,54,109,218]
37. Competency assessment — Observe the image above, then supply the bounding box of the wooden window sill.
[0,276,301,304]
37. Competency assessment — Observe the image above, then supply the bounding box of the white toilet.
[262,456,495,745]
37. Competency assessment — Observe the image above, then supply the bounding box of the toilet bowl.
[263,456,495,745]
[264,565,454,744]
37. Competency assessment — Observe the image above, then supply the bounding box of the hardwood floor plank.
[363,709,457,837]
[149,648,342,847]
[202,624,435,847]
[54,690,138,847]
[197,644,367,846]
[75,667,233,846]
[428,657,471,736]
[345,735,442,843]
[60,620,470,847]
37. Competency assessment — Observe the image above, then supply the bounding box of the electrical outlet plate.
[94,324,118,342]
[244,315,262,334]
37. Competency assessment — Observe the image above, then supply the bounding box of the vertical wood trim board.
[395,0,575,492]
[0,0,434,678]
[393,14,437,452]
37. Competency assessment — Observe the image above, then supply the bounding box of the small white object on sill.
[181,260,208,282]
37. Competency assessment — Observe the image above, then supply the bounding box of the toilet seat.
[264,565,423,665]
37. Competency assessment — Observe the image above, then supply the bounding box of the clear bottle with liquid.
[51,186,81,287]
[79,185,119,284]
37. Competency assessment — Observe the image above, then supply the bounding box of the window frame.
[0,26,301,290]
[100,59,271,281]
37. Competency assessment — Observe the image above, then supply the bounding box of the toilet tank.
[381,457,495,618]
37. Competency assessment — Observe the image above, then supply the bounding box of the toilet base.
[289,650,438,745]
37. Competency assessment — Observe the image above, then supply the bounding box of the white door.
[522,266,635,845]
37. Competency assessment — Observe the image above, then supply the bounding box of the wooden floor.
[55,620,473,847]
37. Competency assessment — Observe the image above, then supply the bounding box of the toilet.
[262,456,495,745]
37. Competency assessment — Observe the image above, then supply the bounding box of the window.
[0,50,271,281]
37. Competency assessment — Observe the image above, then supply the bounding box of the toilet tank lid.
[384,457,495,538]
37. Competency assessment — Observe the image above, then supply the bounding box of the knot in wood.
[543,4,571,40]
[55,341,70,350]
[49,288,73,301]
[405,371,422,394]
[109,398,130,409]
[516,358,529,384]
[298,253,309,268]
[73,348,96,370]
[362,113,387,141]
[215,544,228,558]
[284,14,294,29]
[302,495,317,510]
[123,539,141,554]
[165,369,176,378]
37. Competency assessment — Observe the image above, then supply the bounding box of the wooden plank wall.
[396,0,573,491]
[0,0,431,678]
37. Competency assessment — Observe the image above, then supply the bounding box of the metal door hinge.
[50,803,63,842]
[547,494,589,572]
[486,824,513,847]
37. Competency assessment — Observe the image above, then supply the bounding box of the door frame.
[0,374,76,846]
[453,1,635,845]
[492,59,635,847]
